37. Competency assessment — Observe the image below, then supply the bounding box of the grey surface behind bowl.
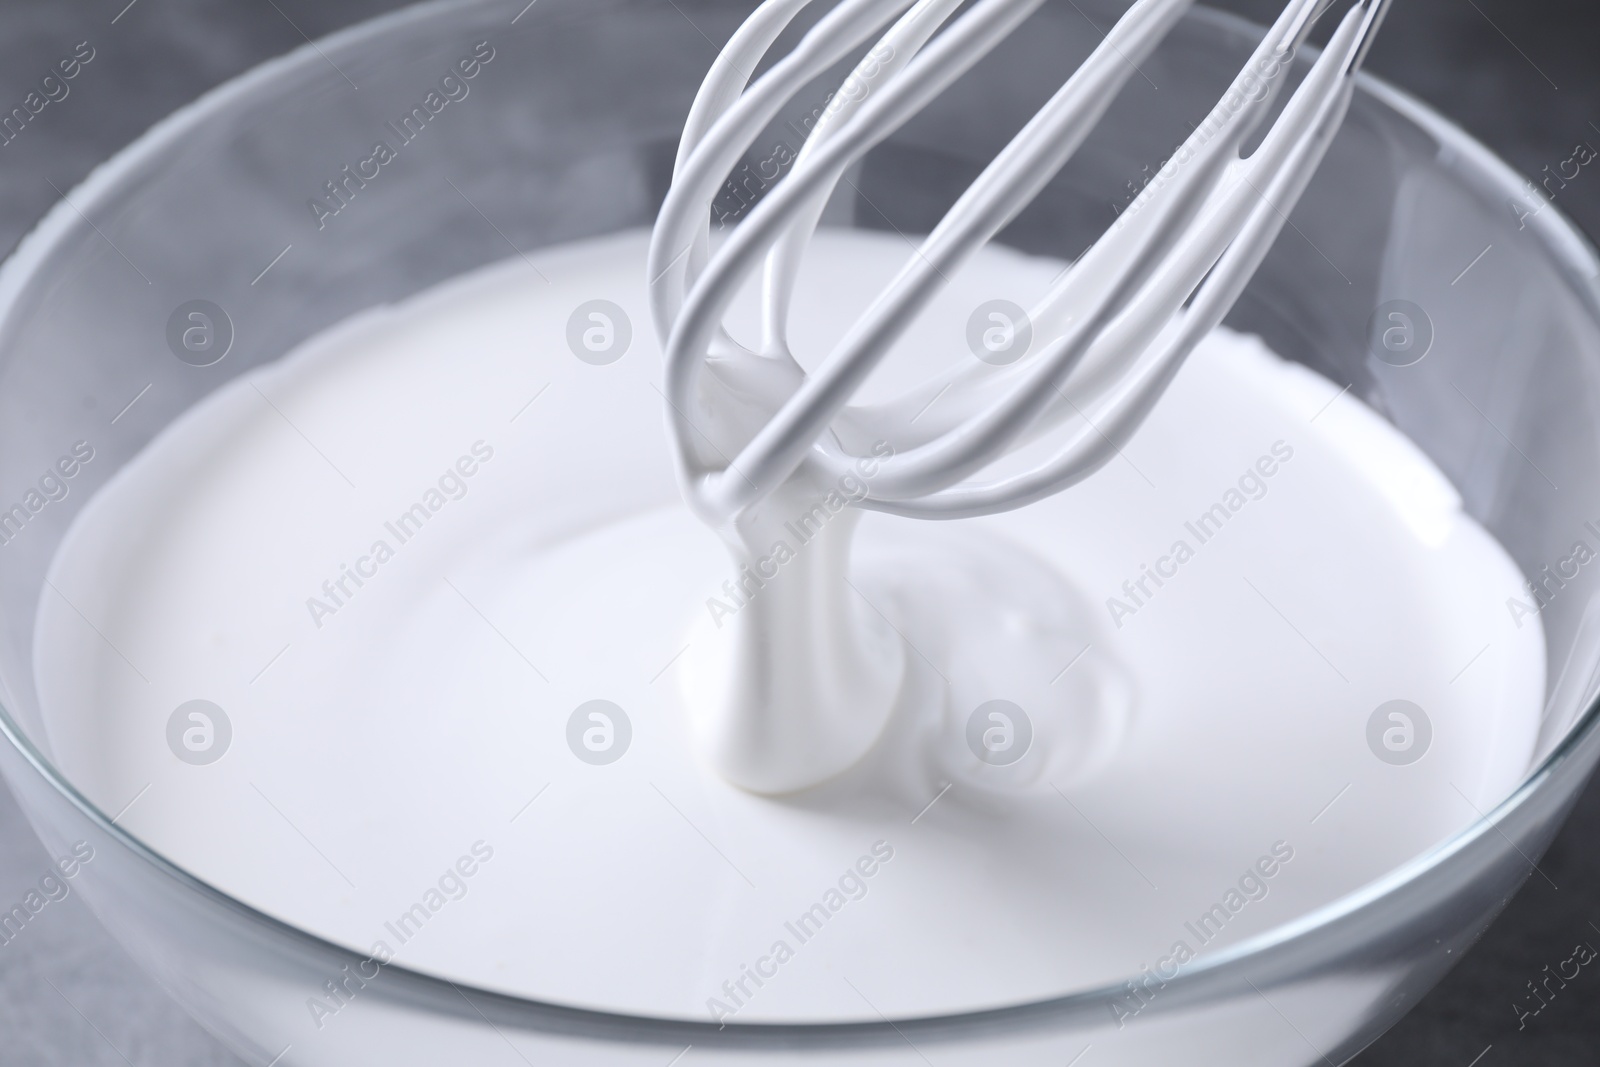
[0,1,1595,1064]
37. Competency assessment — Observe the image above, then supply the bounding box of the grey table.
[0,1,1595,1063]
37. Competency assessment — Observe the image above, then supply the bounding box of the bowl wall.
[0,1,1598,1064]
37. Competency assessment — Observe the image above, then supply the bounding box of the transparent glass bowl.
[1,1,1597,1063]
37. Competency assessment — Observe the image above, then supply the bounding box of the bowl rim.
[0,0,1597,1047]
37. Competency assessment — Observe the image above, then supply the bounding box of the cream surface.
[34,229,1543,1023]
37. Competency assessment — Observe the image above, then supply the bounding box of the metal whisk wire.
[649,0,1391,524]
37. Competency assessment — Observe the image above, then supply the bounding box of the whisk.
[651,0,1389,520]
[651,0,1391,794]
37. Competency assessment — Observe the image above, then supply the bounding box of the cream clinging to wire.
[648,0,1392,524]
[651,0,1391,795]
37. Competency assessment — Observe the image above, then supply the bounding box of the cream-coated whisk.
[650,0,1391,794]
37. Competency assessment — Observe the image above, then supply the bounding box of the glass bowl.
[0,0,1597,1063]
